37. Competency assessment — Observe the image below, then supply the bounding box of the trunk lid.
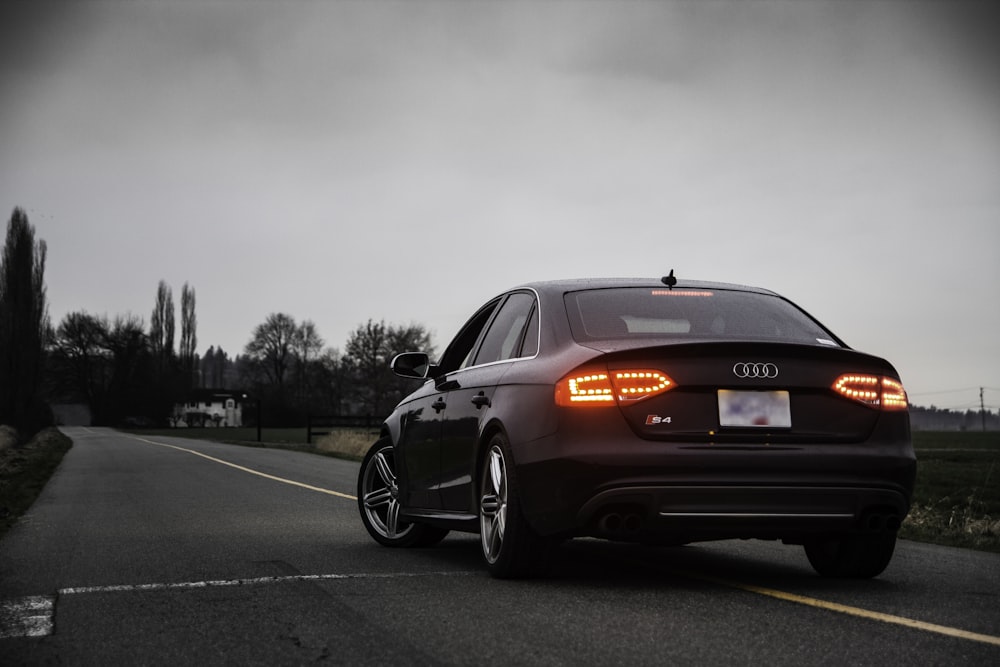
[596,341,898,444]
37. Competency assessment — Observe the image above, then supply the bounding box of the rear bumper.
[575,483,908,543]
[513,411,915,541]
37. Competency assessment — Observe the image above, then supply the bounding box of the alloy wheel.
[361,445,413,541]
[480,445,508,564]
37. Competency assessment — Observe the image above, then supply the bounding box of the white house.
[173,390,245,427]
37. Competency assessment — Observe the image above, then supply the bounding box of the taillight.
[612,371,674,402]
[832,374,908,410]
[556,368,675,407]
[555,372,615,405]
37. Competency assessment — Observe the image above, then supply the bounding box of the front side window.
[565,288,840,346]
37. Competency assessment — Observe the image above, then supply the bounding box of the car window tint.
[565,288,840,346]
[473,292,536,366]
[519,302,539,357]
[438,298,502,373]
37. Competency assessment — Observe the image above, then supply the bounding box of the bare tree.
[49,311,109,411]
[0,208,50,433]
[313,347,348,414]
[343,319,434,416]
[244,313,298,389]
[104,314,151,423]
[291,319,324,404]
[293,320,324,367]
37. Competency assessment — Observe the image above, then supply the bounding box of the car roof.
[511,277,780,298]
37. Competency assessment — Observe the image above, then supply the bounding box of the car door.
[393,383,447,510]
[396,297,501,511]
[438,291,538,512]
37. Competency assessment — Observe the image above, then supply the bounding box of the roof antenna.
[661,270,677,288]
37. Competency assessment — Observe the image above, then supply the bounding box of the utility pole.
[982,387,987,432]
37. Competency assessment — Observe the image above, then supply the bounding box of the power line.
[909,387,981,396]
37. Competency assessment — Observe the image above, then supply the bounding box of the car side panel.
[437,363,510,512]
[393,382,445,510]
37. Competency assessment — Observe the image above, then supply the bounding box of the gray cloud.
[1,0,996,407]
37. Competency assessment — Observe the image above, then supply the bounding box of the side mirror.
[391,352,435,379]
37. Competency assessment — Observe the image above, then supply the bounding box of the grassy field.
[903,431,1000,552]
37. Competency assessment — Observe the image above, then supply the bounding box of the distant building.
[173,389,246,427]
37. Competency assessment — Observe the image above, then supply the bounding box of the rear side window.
[473,292,537,366]
[438,298,502,373]
[564,288,840,346]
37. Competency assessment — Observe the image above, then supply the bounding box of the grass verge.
[0,428,73,540]
[900,431,1000,552]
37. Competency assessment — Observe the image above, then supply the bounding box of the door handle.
[471,393,491,409]
[432,398,447,413]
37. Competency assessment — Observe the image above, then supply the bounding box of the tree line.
[200,315,432,426]
[909,405,1000,432]
[0,207,433,437]
[48,280,197,426]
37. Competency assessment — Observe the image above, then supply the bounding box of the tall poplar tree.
[149,280,175,369]
[179,282,197,388]
[0,208,50,434]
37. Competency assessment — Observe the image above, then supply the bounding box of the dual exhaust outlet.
[864,511,902,533]
[597,511,643,535]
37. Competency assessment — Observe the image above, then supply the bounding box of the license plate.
[718,390,791,428]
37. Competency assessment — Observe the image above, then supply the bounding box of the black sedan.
[357,275,915,579]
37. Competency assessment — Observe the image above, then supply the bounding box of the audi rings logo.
[733,362,779,379]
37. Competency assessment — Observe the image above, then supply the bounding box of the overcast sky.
[2,0,998,411]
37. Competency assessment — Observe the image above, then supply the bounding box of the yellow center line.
[126,435,358,501]
[677,570,1000,648]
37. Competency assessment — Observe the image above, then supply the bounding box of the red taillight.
[832,374,908,410]
[555,372,615,406]
[556,368,675,407]
[612,370,674,402]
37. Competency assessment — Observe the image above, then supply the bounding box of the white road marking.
[59,570,475,595]
[0,596,55,639]
[124,434,358,500]
[1,572,474,639]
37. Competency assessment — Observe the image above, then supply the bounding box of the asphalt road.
[1,426,998,665]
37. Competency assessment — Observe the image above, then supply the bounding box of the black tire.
[479,432,553,578]
[804,532,897,578]
[357,438,448,548]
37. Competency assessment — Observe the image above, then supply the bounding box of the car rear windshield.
[564,287,841,346]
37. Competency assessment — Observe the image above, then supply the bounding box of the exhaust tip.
[599,513,622,533]
[866,514,885,531]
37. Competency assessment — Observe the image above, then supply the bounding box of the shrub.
[314,429,375,460]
